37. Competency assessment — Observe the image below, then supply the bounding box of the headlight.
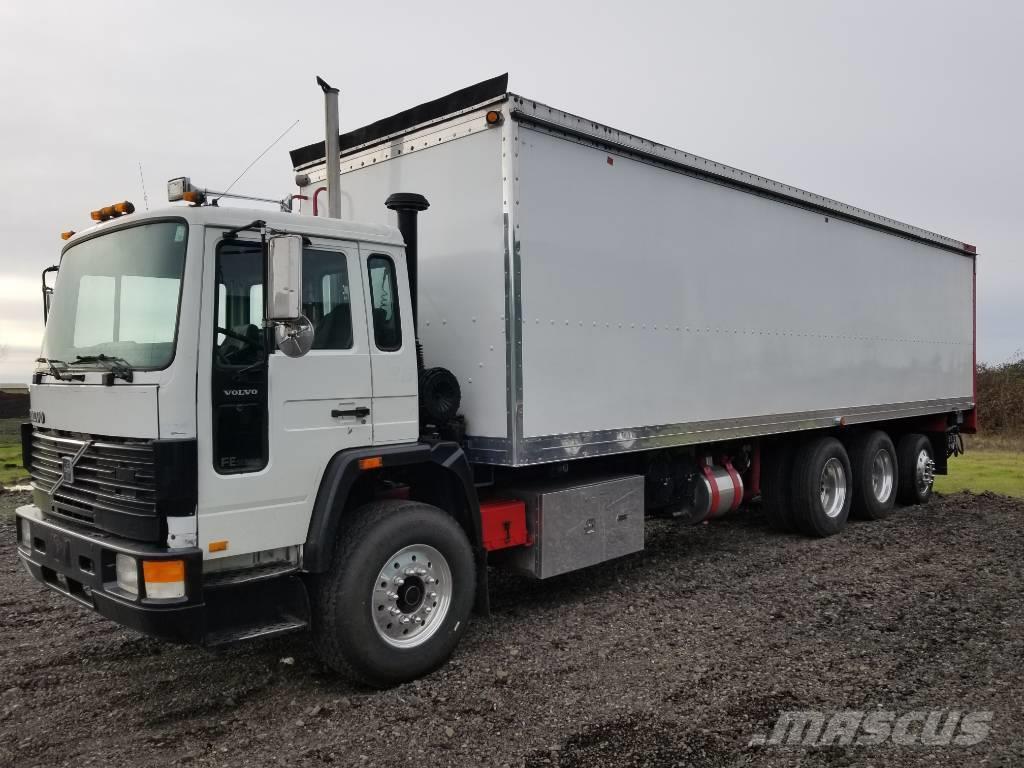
[115,554,139,596]
[19,518,31,550]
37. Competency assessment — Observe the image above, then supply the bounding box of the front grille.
[30,429,157,534]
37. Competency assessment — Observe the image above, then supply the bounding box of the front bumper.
[15,504,204,644]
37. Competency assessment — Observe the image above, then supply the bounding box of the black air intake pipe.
[384,193,461,430]
[385,192,430,333]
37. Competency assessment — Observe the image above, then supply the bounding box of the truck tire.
[847,430,898,520]
[761,439,797,531]
[896,433,935,506]
[790,436,852,537]
[312,499,475,687]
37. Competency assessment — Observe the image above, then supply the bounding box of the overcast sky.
[1,0,1020,383]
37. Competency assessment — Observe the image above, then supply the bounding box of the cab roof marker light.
[89,201,135,222]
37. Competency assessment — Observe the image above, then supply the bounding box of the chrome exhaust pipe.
[316,76,341,218]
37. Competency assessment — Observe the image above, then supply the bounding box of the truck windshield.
[42,221,188,371]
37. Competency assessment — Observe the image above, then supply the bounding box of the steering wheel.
[216,325,263,366]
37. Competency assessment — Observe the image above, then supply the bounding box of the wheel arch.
[304,442,489,612]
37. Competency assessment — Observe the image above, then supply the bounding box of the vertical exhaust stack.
[316,76,341,218]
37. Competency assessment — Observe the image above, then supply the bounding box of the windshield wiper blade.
[73,354,134,383]
[35,357,74,381]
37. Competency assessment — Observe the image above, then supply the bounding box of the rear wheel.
[791,436,852,537]
[848,430,898,520]
[312,499,475,687]
[896,433,935,506]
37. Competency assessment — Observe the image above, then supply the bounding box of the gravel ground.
[1,489,1021,767]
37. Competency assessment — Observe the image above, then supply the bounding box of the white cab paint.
[29,382,160,438]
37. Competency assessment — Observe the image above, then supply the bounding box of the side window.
[304,249,352,350]
[367,254,401,351]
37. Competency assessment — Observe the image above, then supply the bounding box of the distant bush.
[976,355,1024,434]
[0,390,28,419]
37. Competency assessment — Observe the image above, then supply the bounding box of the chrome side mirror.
[265,234,312,358]
[275,316,315,358]
[266,234,303,320]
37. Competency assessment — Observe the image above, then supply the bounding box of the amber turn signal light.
[89,201,135,222]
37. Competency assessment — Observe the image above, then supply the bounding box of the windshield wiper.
[72,354,134,384]
[35,357,74,381]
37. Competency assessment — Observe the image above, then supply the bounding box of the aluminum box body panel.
[515,126,974,441]
[296,90,975,467]
[503,474,644,579]
[302,124,510,440]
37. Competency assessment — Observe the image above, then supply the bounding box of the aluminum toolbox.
[501,474,644,579]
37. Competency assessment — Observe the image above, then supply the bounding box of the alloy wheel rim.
[820,457,848,518]
[371,544,452,649]
[915,449,935,494]
[871,449,895,503]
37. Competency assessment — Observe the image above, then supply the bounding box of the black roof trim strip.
[290,73,508,169]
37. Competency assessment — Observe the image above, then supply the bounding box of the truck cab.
[16,201,483,685]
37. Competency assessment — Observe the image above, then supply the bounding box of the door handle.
[331,406,370,418]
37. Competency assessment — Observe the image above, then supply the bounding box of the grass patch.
[0,443,28,487]
[0,418,28,487]
[936,449,1024,499]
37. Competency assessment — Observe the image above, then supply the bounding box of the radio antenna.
[217,119,300,202]
[138,162,150,211]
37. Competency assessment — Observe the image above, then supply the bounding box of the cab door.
[361,244,418,445]
[197,233,373,558]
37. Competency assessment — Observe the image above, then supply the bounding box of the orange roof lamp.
[89,201,135,222]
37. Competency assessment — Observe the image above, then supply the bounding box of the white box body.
[293,80,975,467]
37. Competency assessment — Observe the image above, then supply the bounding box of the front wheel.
[312,499,475,687]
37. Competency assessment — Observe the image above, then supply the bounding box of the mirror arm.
[221,219,267,241]
[41,265,59,323]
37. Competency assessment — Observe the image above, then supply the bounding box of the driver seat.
[312,304,352,349]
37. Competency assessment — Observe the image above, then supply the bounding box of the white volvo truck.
[16,74,977,686]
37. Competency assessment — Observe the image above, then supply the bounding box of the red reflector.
[963,243,977,254]
[479,499,528,552]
